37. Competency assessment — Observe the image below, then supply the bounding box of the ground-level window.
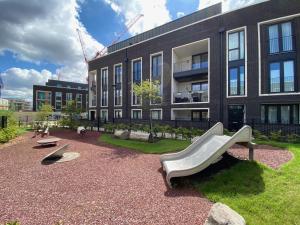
[100,110,108,121]
[261,104,299,124]
[114,109,122,118]
[76,94,82,109]
[191,110,208,121]
[151,109,162,120]
[132,109,142,119]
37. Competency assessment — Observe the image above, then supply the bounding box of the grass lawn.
[99,133,190,154]
[195,140,300,225]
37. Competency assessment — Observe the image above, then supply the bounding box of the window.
[36,91,51,111]
[261,104,299,124]
[192,53,208,70]
[151,53,162,104]
[101,68,108,107]
[76,94,82,109]
[228,30,244,61]
[151,109,162,120]
[268,22,293,54]
[191,82,208,92]
[101,110,108,121]
[132,110,142,119]
[66,93,72,105]
[114,64,122,106]
[269,60,295,93]
[132,59,142,106]
[89,72,97,107]
[55,92,62,110]
[114,109,122,118]
[86,94,88,110]
[229,66,245,96]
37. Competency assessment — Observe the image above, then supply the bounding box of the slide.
[160,122,252,188]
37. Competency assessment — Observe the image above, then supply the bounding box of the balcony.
[173,90,208,103]
[173,58,208,82]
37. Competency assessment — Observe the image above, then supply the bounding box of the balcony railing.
[173,59,208,73]
[173,91,208,103]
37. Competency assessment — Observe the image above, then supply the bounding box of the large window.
[89,72,97,107]
[132,109,142,119]
[100,110,108,121]
[228,30,245,61]
[55,92,62,110]
[229,66,245,96]
[36,91,51,111]
[101,68,108,107]
[151,109,162,120]
[132,59,142,106]
[269,60,295,93]
[192,53,208,70]
[76,94,82,109]
[261,104,299,124]
[268,22,293,54]
[151,53,162,104]
[114,109,122,118]
[114,64,122,106]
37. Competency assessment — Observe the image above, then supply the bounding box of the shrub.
[0,111,20,143]
[103,123,115,133]
[270,130,283,142]
[287,134,300,143]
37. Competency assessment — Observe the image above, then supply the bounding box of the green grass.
[195,140,300,225]
[99,133,190,154]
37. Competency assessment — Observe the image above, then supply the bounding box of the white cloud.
[176,12,185,18]
[198,0,267,12]
[103,0,172,35]
[0,0,104,100]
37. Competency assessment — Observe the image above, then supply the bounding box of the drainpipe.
[219,27,225,124]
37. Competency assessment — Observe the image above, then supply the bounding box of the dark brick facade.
[88,0,300,128]
[33,80,88,112]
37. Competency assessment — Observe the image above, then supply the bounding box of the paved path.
[0,130,212,225]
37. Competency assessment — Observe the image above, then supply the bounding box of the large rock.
[205,203,246,225]
[129,131,150,141]
[114,130,130,140]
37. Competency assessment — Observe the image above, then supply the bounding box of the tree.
[133,79,161,142]
[61,100,81,129]
[36,104,53,121]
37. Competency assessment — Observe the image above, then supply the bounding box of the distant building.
[0,99,9,111]
[8,99,32,112]
[33,79,88,113]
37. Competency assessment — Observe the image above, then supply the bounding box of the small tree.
[36,104,53,122]
[61,100,81,129]
[133,79,161,142]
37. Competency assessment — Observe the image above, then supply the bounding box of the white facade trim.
[131,109,143,119]
[150,51,164,106]
[100,67,109,107]
[171,107,210,120]
[113,63,123,107]
[131,57,143,107]
[89,70,97,108]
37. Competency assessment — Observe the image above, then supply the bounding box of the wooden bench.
[42,144,69,162]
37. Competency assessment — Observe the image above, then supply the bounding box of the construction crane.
[76,28,89,83]
[0,74,3,98]
[94,13,144,59]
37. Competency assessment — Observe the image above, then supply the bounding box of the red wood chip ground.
[0,130,292,224]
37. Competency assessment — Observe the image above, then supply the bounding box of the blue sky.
[0,0,261,100]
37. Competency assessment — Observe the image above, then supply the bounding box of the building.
[8,99,32,112]
[88,0,300,130]
[33,79,88,113]
[0,99,9,111]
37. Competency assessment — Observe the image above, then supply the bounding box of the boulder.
[114,130,130,140]
[205,203,246,225]
[129,131,150,141]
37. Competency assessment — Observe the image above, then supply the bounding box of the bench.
[42,144,69,162]
[37,138,61,146]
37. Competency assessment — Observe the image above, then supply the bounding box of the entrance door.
[228,105,244,131]
[90,110,96,121]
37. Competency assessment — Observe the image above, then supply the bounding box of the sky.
[0,0,264,101]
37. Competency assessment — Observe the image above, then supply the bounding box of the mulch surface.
[228,144,293,169]
[0,130,212,225]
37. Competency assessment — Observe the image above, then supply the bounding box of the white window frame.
[113,63,123,107]
[226,26,248,98]
[171,38,210,105]
[76,93,82,109]
[171,108,210,120]
[150,51,163,106]
[131,57,143,106]
[66,93,72,102]
[100,67,109,107]
[89,70,97,107]
[131,109,142,119]
[55,92,62,111]
[258,13,300,96]
[150,108,163,120]
[114,109,123,118]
